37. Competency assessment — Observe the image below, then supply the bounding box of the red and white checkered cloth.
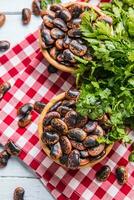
[0,1,134,199]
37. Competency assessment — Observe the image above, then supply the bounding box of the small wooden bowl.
[38,92,114,169]
[39,2,111,73]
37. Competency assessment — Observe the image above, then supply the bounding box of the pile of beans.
[41,89,111,170]
[40,3,93,68]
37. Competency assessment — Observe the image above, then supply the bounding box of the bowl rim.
[39,2,111,73]
[38,92,114,169]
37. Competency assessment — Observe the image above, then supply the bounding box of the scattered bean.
[0,40,10,52]
[96,165,111,182]
[34,101,46,113]
[18,114,32,128]
[0,82,11,99]
[5,140,20,156]
[116,166,128,185]
[22,8,32,25]
[0,13,6,27]
[13,187,25,200]
[17,103,33,117]
[0,150,10,168]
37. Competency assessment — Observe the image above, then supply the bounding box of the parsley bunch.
[76,0,134,144]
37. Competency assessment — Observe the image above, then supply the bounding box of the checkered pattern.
[0,1,134,200]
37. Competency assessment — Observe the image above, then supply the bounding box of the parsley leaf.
[76,0,134,144]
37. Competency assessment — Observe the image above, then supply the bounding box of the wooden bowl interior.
[38,92,114,169]
[39,2,109,73]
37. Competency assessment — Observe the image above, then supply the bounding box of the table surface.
[0,0,99,199]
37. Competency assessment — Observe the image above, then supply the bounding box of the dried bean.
[50,4,63,12]
[43,15,54,28]
[56,8,71,22]
[88,144,105,157]
[83,121,98,133]
[32,0,41,16]
[57,106,72,116]
[51,28,65,39]
[55,39,64,50]
[49,101,62,112]
[80,150,89,158]
[63,49,76,63]
[0,41,10,52]
[68,4,83,18]
[49,47,59,60]
[60,136,72,154]
[43,111,60,126]
[68,28,81,38]
[83,135,99,148]
[68,128,87,142]
[64,110,77,129]
[69,40,87,56]
[34,101,46,113]
[41,29,54,45]
[59,154,68,166]
[53,18,68,32]
[5,140,20,156]
[62,100,76,108]
[50,142,62,159]
[116,166,128,185]
[18,114,32,128]
[63,36,72,49]
[93,125,104,137]
[0,150,10,168]
[17,103,33,116]
[13,187,25,200]
[70,140,86,150]
[0,82,11,99]
[67,18,81,29]
[96,165,111,182]
[0,13,6,27]
[67,150,80,169]
[65,89,79,100]
[51,118,68,134]
[22,8,32,25]
[41,132,59,145]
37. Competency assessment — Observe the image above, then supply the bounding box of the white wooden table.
[0,0,54,199]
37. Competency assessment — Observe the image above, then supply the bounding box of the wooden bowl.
[38,92,114,169]
[39,2,111,73]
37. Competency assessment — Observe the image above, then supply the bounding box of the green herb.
[128,151,134,162]
[76,0,134,144]
[40,0,61,10]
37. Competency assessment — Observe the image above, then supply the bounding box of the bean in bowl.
[39,89,113,170]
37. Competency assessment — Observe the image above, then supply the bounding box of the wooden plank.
[0,177,53,200]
